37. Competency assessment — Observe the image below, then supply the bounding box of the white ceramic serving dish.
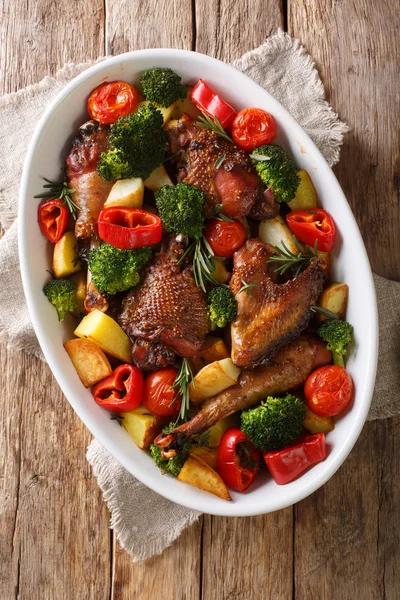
[19,49,378,516]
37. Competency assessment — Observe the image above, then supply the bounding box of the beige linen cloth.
[0,30,399,561]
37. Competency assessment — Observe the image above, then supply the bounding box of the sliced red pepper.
[92,364,143,413]
[98,207,162,250]
[264,432,327,485]
[190,79,237,128]
[217,428,262,492]
[38,199,69,243]
[286,209,336,252]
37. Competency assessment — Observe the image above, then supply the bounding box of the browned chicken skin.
[230,238,325,368]
[166,115,261,218]
[119,236,210,370]
[66,120,112,240]
[154,336,331,456]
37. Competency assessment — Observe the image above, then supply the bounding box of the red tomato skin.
[143,367,181,417]
[204,219,247,258]
[304,365,354,417]
[87,81,139,125]
[217,428,262,492]
[38,199,69,243]
[231,108,277,152]
[92,364,143,413]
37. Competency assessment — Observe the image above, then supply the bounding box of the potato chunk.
[178,455,231,500]
[71,272,86,316]
[143,164,173,191]
[210,258,231,285]
[171,86,201,120]
[190,337,230,373]
[64,338,112,387]
[53,231,81,278]
[316,281,349,322]
[288,170,318,211]
[206,414,239,447]
[74,309,132,363]
[303,407,335,434]
[189,447,218,470]
[122,407,163,449]
[104,177,144,208]
[137,100,176,124]
[259,215,298,254]
[189,358,240,404]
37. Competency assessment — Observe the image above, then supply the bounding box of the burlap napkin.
[1,30,399,561]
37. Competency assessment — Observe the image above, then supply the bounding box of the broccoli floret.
[88,243,152,295]
[150,423,191,477]
[140,68,187,107]
[155,182,205,239]
[207,286,237,329]
[317,319,353,367]
[251,144,300,203]
[97,103,166,181]
[43,278,76,321]
[241,394,305,451]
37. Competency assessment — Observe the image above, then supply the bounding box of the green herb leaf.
[35,177,80,220]
[194,113,234,143]
[171,358,194,421]
[214,154,226,170]
[310,305,340,320]
[267,236,318,277]
[238,278,259,298]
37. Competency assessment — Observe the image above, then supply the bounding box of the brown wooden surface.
[0,0,399,598]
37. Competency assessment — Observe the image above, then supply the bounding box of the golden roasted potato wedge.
[53,231,81,278]
[190,447,218,470]
[71,272,87,316]
[189,358,240,404]
[171,86,200,120]
[104,177,144,208]
[143,164,173,191]
[64,338,112,387]
[178,455,231,500]
[317,250,331,282]
[316,281,349,322]
[259,215,297,254]
[74,309,132,363]
[303,407,335,434]
[210,258,231,285]
[288,170,318,211]
[207,414,239,447]
[122,407,164,450]
[190,336,230,373]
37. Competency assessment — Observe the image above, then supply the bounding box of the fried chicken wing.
[154,336,331,456]
[230,238,325,368]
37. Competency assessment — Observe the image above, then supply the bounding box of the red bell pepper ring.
[190,79,237,128]
[264,432,327,485]
[92,364,143,413]
[38,199,69,243]
[286,208,336,252]
[98,207,162,250]
[217,428,262,492]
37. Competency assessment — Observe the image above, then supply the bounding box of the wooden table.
[1,1,399,598]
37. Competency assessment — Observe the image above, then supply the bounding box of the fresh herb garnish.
[195,430,211,448]
[249,153,271,162]
[310,306,340,320]
[214,154,226,170]
[72,245,89,268]
[172,358,194,421]
[34,177,80,220]
[178,237,222,293]
[194,113,234,143]
[110,413,124,427]
[267,236,318,277]
[239,279,259,298]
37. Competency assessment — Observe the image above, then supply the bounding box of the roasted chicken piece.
[66,120,112,240]
[248,187,280,220]
[166,115,261,218]
[230,238,325,368]
[154,336,331,456]
[119,236,210,370]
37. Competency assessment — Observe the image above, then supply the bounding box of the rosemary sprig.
[195,430,210,448]
[249,152,271,162]
[213,154,226,170]
[310,306,340,320]
[172,358,194,422]
[239,278,259,298]
[34,177,80,220]
[178,237,221,293]
[194,113,234,143]
[267,236,318,277]
[72,245,89,268]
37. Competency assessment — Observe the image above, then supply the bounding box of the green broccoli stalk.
[88,243,152,295]
[317,319,354,368]
[251,144,300,203]
[240,394,305,451]
[207,286,237,329]
[155,182,206,239]
[43,278,76,321]
[97,103,166,181]
[150,423,191,477]
[140,68,187,107]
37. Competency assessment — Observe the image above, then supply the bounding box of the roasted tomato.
[217,427,262,492]
[38,199,69,243]
[231,108,277,152]
[304,365,354,417]
[143,367,182,417]
[87,81,139,125]
[204,218,247,258]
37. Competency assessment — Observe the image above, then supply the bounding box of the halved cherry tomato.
[38,199,69,243]
[143,367,182,417]
[92,364,143,413]
[204,218,247,258]
[87,81,139,125]
[217,428,262,492]
[231,108,277,152]
[98,207,162,249]
[190,80,237,128]
[286,208,336,252]
[304,365,354,417]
